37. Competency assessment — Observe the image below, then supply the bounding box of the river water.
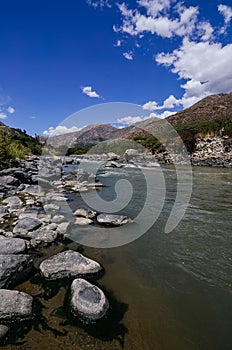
[4,165,232,350]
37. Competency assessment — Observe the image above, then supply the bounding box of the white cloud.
[156,38,232,108]
[43,125,82,137]
[115,40,122,47]
[81,86,101,98]
[143,94,180,111]
[137,0,172,17]
[0,112,7,120]
[86,0,111,9]
[117,110,175,124]
[117,2,200,39]
[123,51,133,60]
[197,21,214,41]
[218,4,232,24]
[7,106,15,114]
[117,115,146,124]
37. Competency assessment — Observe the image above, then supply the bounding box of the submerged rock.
[0,289,33,321]
[39,250,102,279]
[70,278,109,321]
[0,237,26,254]
[0,254,34,288]
[97,214,133,226]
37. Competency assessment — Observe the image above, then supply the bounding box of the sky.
[0,0,232,136]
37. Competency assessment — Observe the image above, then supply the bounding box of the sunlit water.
[3,165,232,350]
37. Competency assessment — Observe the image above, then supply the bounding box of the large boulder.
[0,254,34,288]
[0,237,26,254]
[70,278,109,321]
[0,290,33,321]
[13,217,43,234]
[39,250,102,279]
[97,214,133,226]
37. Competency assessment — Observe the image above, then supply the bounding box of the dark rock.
[39,250,102,279]
[70,278,109,321]
[0,289,33,321]
[97,214,133,226]
[13,217,43,234]
[13,171,31,184]
[0,237,26,254]
[0,254,34,288]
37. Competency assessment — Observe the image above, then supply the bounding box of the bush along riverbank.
[0,156,133,345]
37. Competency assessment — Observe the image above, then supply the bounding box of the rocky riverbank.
[0,156,133,344]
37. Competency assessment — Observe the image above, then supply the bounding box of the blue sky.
[0,0,231,136]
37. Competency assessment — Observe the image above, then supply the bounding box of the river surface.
[4,165,232,350]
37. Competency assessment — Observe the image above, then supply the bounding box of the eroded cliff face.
[191,136,232,167]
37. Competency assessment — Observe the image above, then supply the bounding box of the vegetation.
[0,129,42,169]
[87,139,144,155]
[132,119,232,154]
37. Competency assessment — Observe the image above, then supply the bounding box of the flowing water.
[3,165,232,350]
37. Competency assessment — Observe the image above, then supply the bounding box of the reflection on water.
[2,165,232,350]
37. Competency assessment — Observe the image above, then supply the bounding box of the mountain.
[167,92,232,125]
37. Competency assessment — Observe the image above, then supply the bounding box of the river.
[4,165,232,350]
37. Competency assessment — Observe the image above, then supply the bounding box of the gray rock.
[0,237,26,254]
[97,214,133,226]
[52,215,66,223]
[0,206,8,214]
[56,222,69,234]
[30,229,58,244]
[13,217,43,234]
[2,196,23,209]
[0,175,19,186]
[0,254,34,288]
[74,208,96,219]
[0,325,9,341]
[0,289,33,321]
[70,278,109,321]
[74,217,93,225]
[39,250,102,279]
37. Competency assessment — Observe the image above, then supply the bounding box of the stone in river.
[0,237,26,254]
[13,217,43,234]
[0,254,34,288]
[70,278,109,321]
[0,289,33,321]
[74,217,93,225]
[97,214,133,226]
[39,250,102,279]
[73,207,96,219]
